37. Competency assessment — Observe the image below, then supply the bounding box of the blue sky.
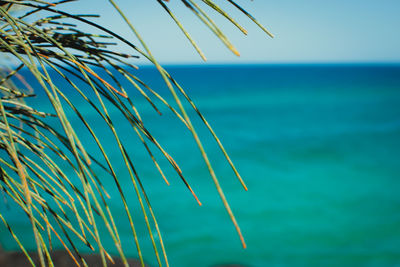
[63,0,400,64]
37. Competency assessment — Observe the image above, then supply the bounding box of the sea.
[1,64,400,266]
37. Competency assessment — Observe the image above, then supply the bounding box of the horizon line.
[136,61,400,67]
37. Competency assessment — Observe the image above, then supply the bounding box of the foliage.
[0,0,272,266]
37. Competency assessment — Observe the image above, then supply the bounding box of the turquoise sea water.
[1,65,400,266]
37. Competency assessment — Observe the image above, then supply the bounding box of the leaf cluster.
[0,1,272,266]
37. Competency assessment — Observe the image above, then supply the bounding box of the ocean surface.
[1,64,400,266]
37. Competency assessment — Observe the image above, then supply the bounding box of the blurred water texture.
[1,64,400,266]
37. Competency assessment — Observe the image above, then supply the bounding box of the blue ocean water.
[1,64,400,266]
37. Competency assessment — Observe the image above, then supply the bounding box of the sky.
[61,0,400,64]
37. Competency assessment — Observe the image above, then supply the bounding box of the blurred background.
[1,1,400,266]
[56,0,400,64]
